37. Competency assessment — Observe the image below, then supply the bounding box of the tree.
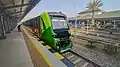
[86,0,103,28]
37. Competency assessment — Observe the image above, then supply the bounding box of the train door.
[31,19,34,31]
[33,18,39,34]
[36,17,40,37]
[32,19,35,32]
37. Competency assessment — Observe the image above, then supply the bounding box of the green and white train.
[23,12,72,53]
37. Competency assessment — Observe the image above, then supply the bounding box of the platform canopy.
[0,0,41,22]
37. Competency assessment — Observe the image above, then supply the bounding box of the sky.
[20,0,120,22]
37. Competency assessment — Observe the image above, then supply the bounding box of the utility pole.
[87,20,89,35]
[0,14,6,39]
[113,20,116,29]
[74,2,78,39]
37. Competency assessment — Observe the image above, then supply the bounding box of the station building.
[69,8,120,29]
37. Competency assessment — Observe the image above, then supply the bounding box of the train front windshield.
[51,16,68,29]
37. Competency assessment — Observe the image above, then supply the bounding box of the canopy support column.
[0,14,6,39]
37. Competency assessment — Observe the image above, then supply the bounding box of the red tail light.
[34,28,38,33]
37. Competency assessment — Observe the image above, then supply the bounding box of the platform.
[0,25,74,67]
[0,28,34,67]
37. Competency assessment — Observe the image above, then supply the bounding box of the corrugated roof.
[0,0,41,22]
[78,8,103,14]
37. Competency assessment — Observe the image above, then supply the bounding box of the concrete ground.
[22,28,49,67]
[0,28,34,67]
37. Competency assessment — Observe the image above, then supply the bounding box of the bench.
[83,36,119,53]
[87,39,97,47]
[103,43,119,53]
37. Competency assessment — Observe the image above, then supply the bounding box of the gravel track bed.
[62,51,99,67]
[72,45,120,67]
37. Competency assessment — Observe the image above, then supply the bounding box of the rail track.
[75,35,115,45]
[77,31,120,43]
[90,30,120,37]
[82,32,120,41]
[61,51,101,67]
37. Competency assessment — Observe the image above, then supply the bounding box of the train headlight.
[57,46,59,48]
[55,38,60,42]
[68,30,71,36]
[52,35,57,38]
[68,30,71,33]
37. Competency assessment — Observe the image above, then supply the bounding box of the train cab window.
[51,16,68,30]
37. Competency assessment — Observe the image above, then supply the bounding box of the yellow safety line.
[31,40,53,67]
[23,26,68,66]
[24,26,40,41]
[45,45,51,49]
[54,53,64,60]
[39,41,44,44]
[24,26,44,46]
[23,26,32,33]
[22,26,54,67]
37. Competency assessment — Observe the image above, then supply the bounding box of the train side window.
[37,17,40,29]
[36,18,38,28]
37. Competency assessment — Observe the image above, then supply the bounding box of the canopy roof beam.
[11,11,24,15]
[20,0,24,15]
[5,3,29,10]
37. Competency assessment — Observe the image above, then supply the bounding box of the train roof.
[48,12,66,17]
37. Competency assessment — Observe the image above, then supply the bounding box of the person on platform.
[18,24,21,32]
[109,29,112,35]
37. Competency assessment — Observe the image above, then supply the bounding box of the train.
[23,12,72,53]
